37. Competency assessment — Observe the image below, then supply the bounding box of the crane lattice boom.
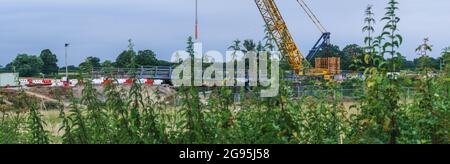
[254,0,306,73]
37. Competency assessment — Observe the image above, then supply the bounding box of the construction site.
[0,0,448,146]
[0,0,346,108]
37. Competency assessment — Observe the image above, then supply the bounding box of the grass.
[0,73,448,144]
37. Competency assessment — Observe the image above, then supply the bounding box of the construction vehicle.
[254,0,339,80]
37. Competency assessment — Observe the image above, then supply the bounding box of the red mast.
[195,0,199,41]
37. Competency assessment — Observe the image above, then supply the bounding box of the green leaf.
[373,58,381,65]
[383,25,393,31]
[364,54,371,64]
[393,41,399,48]
[383,42,392,49]
[363,68,371,76]
[381,17,391,21]
[379,61,387,68]
[370,67,378,75]
[364,37,373,44]
[395,34,403,45]
[381,31,391,37]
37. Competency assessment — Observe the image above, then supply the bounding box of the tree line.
[3,49,58,77]
[225,38,449,72]
[1,38,448,77]
[1,39,172,77]
[314,43,448,71]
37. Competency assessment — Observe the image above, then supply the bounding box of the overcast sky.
[0,0,449,67]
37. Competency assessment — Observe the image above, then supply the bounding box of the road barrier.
[19,78,163,87]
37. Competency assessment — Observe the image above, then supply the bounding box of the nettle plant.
[349,0,404,144]
[349,0,448,144]
[358,5,379,71]
[381,0,403,72]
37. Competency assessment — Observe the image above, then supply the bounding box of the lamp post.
[65,43,70,81]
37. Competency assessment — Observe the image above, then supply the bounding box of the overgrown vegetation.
[1,70,447,144]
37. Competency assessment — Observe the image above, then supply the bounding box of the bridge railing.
[91,66,174,80]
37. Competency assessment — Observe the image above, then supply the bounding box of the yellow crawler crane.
[254,0,305,74]
[255,0,336,79]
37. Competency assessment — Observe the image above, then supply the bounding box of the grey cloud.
[0,0,448,66]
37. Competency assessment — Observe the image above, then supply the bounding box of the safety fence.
[18,78,164,87]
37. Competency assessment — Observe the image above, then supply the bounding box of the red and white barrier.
[19,78,162,87]
[95,78,162,86]
[19,79,78,87]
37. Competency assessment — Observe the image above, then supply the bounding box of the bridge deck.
[92,66,174,80]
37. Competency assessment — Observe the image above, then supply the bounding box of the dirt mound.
[0,88,62,111]
[28,86,73,100]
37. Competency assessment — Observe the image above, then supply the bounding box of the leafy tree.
[413,57,440,71]
[136,50,158,66]
[316,44,341,58]
[157,60,172,66]
[387,55,414,70]
[115,51,133,68]
[5,54,44,77]
[343,44,364,71]
[39,49,59,75]
[430,57,441,70]
[101,60,114,68]
[79,56,101,73]
[101,60,115,75]
[400,57,415,70]
[60,65,78,71]
[115,39,137,68]
[442,47,450,55]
